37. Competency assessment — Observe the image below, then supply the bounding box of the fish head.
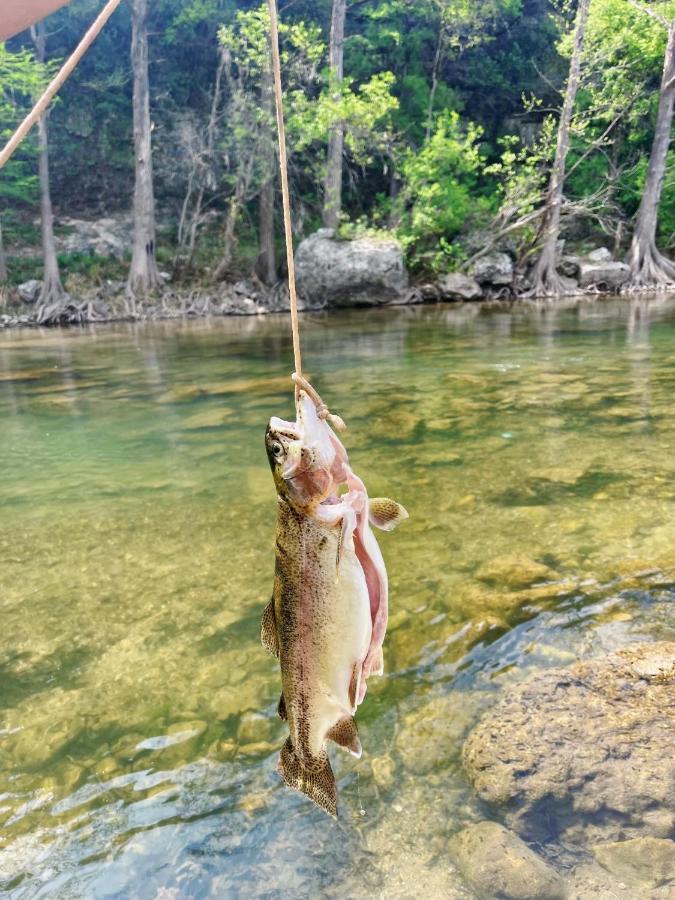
[265,394,335,509]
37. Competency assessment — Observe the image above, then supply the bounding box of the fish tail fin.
[368,498,409,531]
[327,716,362,758]
[278,738,337,819]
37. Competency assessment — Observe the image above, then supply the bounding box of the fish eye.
[271,440,284,459]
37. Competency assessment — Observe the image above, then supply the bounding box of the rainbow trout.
[261,391,407,817]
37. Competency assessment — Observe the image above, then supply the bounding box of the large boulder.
[470,251,514,286]
[577,259,629,290]
[437,272,483,301]
[294,228,409,307]
[463,643,675,847]
[558,247,629,291]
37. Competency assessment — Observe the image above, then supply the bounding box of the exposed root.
[626,239,675,290]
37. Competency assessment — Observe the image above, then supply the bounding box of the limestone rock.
[448,821,565,900]
[437,272,483,301]
[470,252,514,286]
[463,643,675,846]
[475,554,558,589]
[593,837,675,891]
[17,280,42,304]
[587,246,612,262]
[295,228,409,307]
[578,258,630,290]
[56,215,133,259]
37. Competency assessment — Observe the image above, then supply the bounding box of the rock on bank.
[295,228,410,308]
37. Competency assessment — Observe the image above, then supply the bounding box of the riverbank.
[2,276,675,330]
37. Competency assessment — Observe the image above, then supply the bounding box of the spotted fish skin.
[262,391,407,817]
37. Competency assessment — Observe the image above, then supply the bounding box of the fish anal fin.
[278,738,337,819]
[368,498,409,532]
[278,693,287,721]
[260,599,279,657]
[327,716,362,758]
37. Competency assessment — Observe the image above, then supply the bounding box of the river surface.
[1,297,674,898]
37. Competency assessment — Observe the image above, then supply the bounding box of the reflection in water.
[1,296,674,897]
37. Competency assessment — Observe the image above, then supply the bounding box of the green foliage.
[396,111,489,272]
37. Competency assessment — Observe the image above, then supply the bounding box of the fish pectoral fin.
[327,716,362,758]
[368,498,409,532]
[278,738,337,819]
[277,693,287,721]
[260,599,279,658]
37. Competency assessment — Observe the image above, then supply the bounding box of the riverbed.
[1,296,674,897]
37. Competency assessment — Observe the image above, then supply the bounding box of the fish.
[261,390,407,817]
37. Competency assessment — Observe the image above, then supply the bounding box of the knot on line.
[291,372,347,432]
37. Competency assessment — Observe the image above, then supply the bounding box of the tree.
[529,0,591,296]
[626,4,675,286]
[0,43,43,284]
[322,0,346,228]
[256,66,277,285]
[127,0,160,297]
[31,20,65,307]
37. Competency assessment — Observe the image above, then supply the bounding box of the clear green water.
[1,297,674,898]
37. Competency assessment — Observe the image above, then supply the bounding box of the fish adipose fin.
[260,599,279,657]
[368,498,409,532]
[327,716,362,758]
[277,693,287,720]
[278,738,337,819]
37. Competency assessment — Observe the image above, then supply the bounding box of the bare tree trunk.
[214,178,245,281]
[530,0,590,297]
[127,0,160,297]
[322,0,346,229]
[31,21,64,307]
[256,174,276,284]
[627,21,675,286]
[256,68,276,285]
[0,221,7,284]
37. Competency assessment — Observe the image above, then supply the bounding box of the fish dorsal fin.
[260,599,279,657]
[278,738,337,819]
[368,498,409,532]
[327,716,362,758]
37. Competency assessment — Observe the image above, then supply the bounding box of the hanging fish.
[261,390,407,817]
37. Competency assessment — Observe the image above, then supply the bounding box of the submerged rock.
[463,643,675,846]
[592,837,675,891]
[437,272,483,301]
[448,821,565,900]
[295,228,409,307]
[475,554,558,589]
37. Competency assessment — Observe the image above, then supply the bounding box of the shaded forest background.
[1,0,674,304]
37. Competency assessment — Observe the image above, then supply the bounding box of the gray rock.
[17,280,42,303]
[470,252,513,286]
[56,215,133,259]
[578,259,630,290]
[463,643,675,846]
[593,837,675,891]
[448,821,565,900]
[587,246,612,262]
[559,274,581,295]
[438,272,483,301]
[558,255,582,277]
[295,229,409,307]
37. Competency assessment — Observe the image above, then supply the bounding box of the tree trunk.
[0,221,7,284]
[31,21,64,308]
[530,0,590,297]
[127,0,160,297]
[256,69,276,285]
[627,21,675,286]
[214,180,244,282]
[322,0,346,229]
